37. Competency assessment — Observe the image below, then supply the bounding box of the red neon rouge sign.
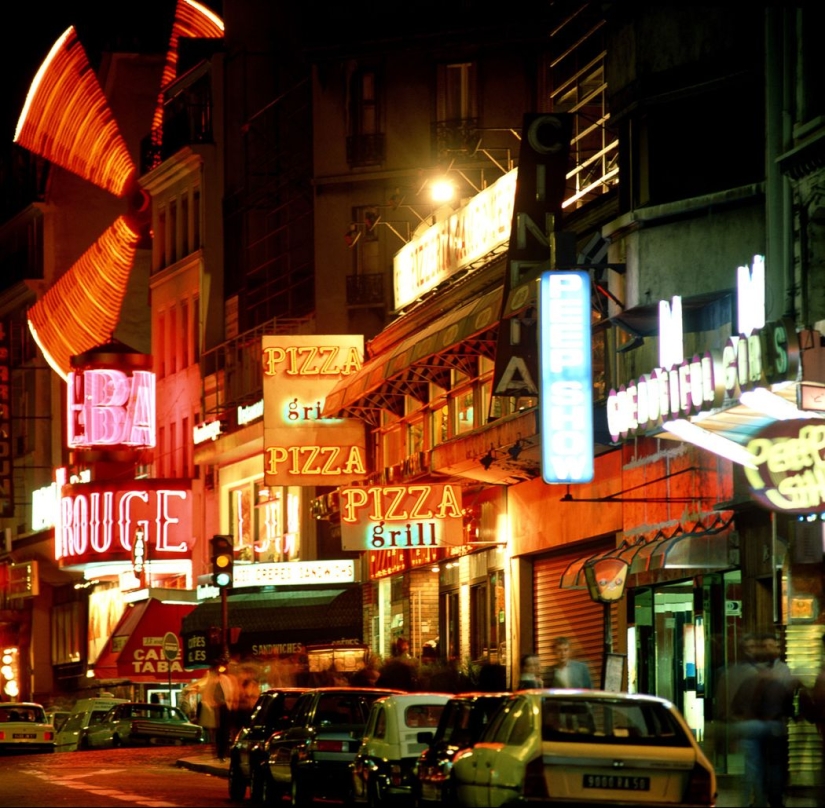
[57,480,192,566]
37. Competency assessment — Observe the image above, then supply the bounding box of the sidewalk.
[176,752,230,778]
[175,755,821,806]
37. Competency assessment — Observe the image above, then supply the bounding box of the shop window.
[470,581,488,660]
[440,590,460,662]
[251,481,301,563]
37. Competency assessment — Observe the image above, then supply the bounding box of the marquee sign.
[57,479,193,566]
[745,419,825,513]
[262,336,368,486]
[339,483,463,551]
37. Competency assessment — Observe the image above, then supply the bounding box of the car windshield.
[540,697,690,746]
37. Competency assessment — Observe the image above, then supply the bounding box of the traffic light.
[210,534,234,588]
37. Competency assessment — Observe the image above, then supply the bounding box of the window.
[180,298,189,368]
[169,199,177,264]
[229,479,302,563]
[169,305,177,375]
[347,64,384,167]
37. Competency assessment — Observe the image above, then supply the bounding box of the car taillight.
[0,731,5,741]
[315,739,347,752]
[45,731,54,741]
[683,763,715,805]
[390,764,403,787]
[523,756,549,799]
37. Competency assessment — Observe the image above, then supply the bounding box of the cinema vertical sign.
[262,336,367,486]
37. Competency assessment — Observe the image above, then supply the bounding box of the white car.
[351,691,452,806]
[450,689,717,807]
[0,702,55,754]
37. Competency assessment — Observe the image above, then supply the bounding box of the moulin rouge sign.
[57,477,193,567]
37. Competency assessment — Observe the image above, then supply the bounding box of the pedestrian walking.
[518,653,544,689]
[545,637,593,689]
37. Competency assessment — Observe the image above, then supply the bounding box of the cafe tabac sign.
[746,419,825,514]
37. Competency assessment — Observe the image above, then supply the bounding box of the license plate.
[583,774,650,791]
[13,733,37,739]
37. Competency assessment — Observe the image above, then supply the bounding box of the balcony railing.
[346,273,385,307]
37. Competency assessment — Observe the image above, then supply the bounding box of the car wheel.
[250,764,266,805]
[112,734,121,748]
[228,760,247,801]
[367,778,383,808]
[291,768,310,808]
[261,770,281,807]
[78,734,90,751]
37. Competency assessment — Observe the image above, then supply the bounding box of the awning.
[92,598,195,683]
[559,515,736,590]
[322,285,503,424]
[180,587,363,660]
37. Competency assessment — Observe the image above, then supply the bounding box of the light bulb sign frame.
[262,335,368,486]
[339,483,464,551]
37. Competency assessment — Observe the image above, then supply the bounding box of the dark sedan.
[413,691,510,808]
[228,687,310,802]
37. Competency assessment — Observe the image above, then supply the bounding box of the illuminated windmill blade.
[14,26,135,198]
[151,0,225,134]
[28,217,141,381]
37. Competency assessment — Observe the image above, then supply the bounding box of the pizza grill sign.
[745,419,825,513]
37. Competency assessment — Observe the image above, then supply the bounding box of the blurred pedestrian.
[351,652,382,686]
[731,631,798,808]
[214,663,240,761]
[545,637,593,689]
[518,653,544,689]
[376,643,417,690]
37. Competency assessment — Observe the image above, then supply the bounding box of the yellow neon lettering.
[435,484,463,518]
[409,485,434,519]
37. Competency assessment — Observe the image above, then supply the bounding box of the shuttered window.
[533,546,620,688]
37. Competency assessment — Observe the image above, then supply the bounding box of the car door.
[266,692,314,786]
[482,695,535,806]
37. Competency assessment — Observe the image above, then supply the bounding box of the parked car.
[413,691,510,808]
[351,692,452,807]
[55,696,128,752]
[45,709,71,733]
[450,689,717,807]
[82,701,206,748]
[257,686,404,806]
[228,686,310,802]
[0,702,55,754]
